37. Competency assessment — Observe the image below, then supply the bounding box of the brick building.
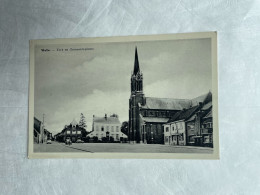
[128,47,212,144]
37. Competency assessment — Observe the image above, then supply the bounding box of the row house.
[186,101,213,147]
[164,105,200,146]
[164,94,213,147]
[34,117,51,143]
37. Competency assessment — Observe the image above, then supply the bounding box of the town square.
[33,39,215,155]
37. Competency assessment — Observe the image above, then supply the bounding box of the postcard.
[29,32,218,159]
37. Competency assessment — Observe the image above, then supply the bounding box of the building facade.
[34,117,51,143]
[163,95,213,147]
[55,119,86,142]
[129,47,212,144]
[164,105,201,146]
[88,114,128,142]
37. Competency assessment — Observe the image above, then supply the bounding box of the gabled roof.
[168,105,200,123]
[191,92,211,107]
[71,118,78,126]
[93,116,121,124]
[142,97,191,110]
[203,109,212,119]
[201,101,212,111]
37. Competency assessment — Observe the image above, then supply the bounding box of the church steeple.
[133,47,140,75]
[131,47,143,95]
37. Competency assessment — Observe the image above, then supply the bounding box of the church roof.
[133,47,140,75]
[142,97,191,110]
[93,116,121,124]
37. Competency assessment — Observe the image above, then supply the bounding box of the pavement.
[34,141,213,153]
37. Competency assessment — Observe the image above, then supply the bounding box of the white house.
[88,114,128,141]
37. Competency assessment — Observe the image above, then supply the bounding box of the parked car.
[76,139,84,143]
[65,137,72,145]
[47,139,52,144]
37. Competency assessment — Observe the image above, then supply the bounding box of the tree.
[79,113,87,130]
[121,121,129,135]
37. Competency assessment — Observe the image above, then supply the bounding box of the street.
[34,141,213,153]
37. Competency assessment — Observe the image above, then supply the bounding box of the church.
[128,47,212,144]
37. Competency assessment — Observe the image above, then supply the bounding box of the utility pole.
[42,114,45,143]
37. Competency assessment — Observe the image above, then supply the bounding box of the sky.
[34,38,212,135]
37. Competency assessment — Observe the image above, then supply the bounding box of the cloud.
[43,89,130,135]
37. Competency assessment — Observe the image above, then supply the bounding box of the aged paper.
[29,32,218,159]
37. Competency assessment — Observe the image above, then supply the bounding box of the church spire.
[133,47,140,75]
[131,47,143,95]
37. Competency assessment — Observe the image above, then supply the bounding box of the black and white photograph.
[29,32,218,158]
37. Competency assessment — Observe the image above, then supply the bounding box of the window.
[96,133,98,137]
[166,127,169,132]
[66,130,70,134]
[116,126,119,132]
[101,126,104,131]
[111,134,114,137]
[77,131,81,134]
[96,126,99,131]
[111,126,114,132]
[107,126,109,131]
[116,134,119,140]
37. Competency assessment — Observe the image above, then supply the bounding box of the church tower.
[129,47,145,143]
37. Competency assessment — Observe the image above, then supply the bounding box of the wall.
[1,0,260,194]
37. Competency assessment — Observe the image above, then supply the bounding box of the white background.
[1,0,260,194]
